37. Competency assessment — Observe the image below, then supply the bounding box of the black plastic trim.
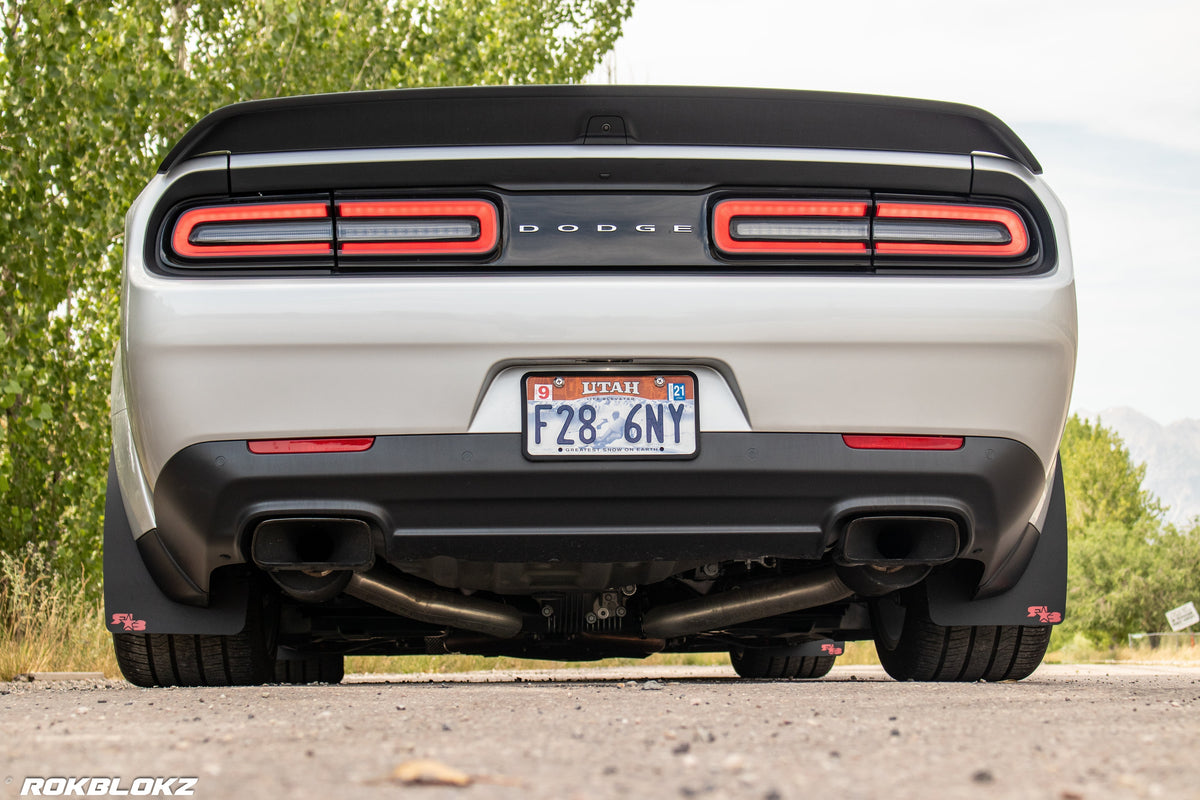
[145,433,1047,605]
[160,86,1041,174]
[135,529,206,605]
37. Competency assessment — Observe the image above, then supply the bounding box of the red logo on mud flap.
[820,643,844,656]
[1026,606,1062,624]
[111,613,147,631]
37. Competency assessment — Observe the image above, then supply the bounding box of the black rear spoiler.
[159,85,1041,175]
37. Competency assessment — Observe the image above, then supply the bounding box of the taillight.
[165,197,501,267]
[842,435,964,451]
[713,199,869,255]
[874,203,1028,258]
[248,437,376,454]
[337,199,499,256]
[712,198,1032,264]
[171,202,332,259]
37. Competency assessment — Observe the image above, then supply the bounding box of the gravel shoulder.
[2,664,1198,800]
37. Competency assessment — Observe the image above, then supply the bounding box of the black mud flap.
[925,460,1066,627]
[795,639,847,658]
[103,458,249,635]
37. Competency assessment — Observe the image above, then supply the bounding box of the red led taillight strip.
[248,437,376,454]
[842,435,964,451]
[172,203,332,259]
[874,203,1028,257]
[715,199,1031,261]
[337,199,499,256]
[713,200,870,255]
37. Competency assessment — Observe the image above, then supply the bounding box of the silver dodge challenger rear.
[105,86,1076,686]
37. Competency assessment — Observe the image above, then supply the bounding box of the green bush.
[1058,415,1200,644]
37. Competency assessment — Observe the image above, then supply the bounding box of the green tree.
[1059,414,1164,533]
[1057,414,1198,644]
[0,0,633,581]
[1063,519,1200,643]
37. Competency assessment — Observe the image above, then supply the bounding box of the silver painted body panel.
[110,348,156,535]
[114,147,1076,538]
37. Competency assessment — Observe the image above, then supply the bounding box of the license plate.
[523,373,698,459]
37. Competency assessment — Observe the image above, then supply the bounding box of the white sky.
[591,0,1200,424]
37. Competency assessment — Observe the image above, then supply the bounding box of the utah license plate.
[523,373,698,459]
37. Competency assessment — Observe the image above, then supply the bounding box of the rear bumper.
[141,432,1046,605]
[120,269,1077,487]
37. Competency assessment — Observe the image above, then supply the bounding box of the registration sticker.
[522,373,698,459]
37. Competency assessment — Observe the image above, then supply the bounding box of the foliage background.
[1057,414,1200,645]
[0,0,633,583]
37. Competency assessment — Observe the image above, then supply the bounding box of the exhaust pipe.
[642,567,855,639]
[641,561,937,639]
[251,519,523,639]
[346,569,524,639]
[576,632,667,656]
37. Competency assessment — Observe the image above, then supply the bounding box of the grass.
[1043,631,1200,665]
[0,543,118,681]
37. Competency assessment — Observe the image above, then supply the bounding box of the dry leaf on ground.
[389,759,473,786]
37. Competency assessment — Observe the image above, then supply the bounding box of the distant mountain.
[1080,407,1200,526]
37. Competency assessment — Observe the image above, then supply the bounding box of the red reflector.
[874,203,1028,257]
[713,199,869,255]
[248,437,376,454]
[842,435,964,451]
[172,202,332,258]
[337,199,499,256]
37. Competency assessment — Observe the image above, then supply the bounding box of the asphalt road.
[2,664,1198,800]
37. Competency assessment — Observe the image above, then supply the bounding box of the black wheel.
[275,655,345,684]
[113,587,277,687]
[873,593,1050,682]
[730,647,835,680]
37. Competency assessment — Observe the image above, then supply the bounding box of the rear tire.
[275,655,345,684]
[113,588,277,687]
[874,592,1050,682]
[730,647,835,680]
[113,629,277,687]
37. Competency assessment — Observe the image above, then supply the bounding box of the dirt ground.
[2,663,1198,800]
